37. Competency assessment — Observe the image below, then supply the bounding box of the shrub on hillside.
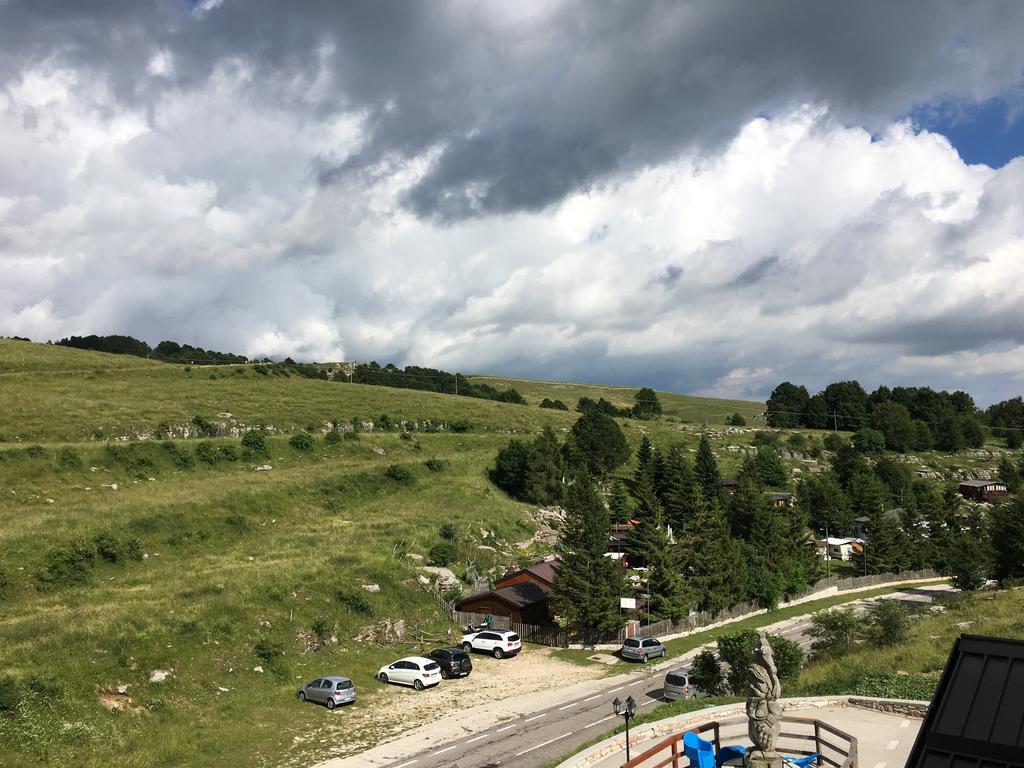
[822,433,847,452]
[852,428,886,454]
[786,433,807,451]
[241,430,268,458]
[218,444,239,462]
[288,433,315,452]
[336,587,373,615]
[428,540,459,566]
[310,615,332,642]
[55,447,82,469]
[863,600,911,647]
[425,458,447,472]
[27,674,62,699]
[716,630,802,694]
[343,431,359,441]
[162,441,195,469]
[399,432,413,441]
[38,539,97,586]
[154,421,171,439]
[438,522,458,541]
[851,673,937,701]
[324,429,343,445]
[0,569,8,600]
[191,415,219,438]
[751,431,780,447]
[690,649,724,695]
[26,445,46,459]
[449,420,471,433]
[808,607,861,657]
[385,464,414,485]
[726,413,747,426]
[195,441,220,465]
[93,532,122,564]
[0,676,22,714]
[539,398,569,411]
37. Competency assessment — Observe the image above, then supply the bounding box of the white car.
[461,629,522,658]
[377,656,442,690]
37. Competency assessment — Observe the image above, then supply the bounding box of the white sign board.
[619,597,637,609]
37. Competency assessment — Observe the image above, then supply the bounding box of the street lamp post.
[612,695,638,764]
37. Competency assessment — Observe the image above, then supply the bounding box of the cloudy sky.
[2,1,1024,405]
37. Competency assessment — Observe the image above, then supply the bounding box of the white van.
[663,668,694,700]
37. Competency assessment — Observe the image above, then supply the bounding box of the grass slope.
[0,340,771,767]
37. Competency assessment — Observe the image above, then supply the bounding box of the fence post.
[671,736,680,768]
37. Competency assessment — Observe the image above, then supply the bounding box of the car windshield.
[424,662,440,671]
[665,674,687,686]
[508,634,520,642]
[624,639,640,647]
[336,680,353,690]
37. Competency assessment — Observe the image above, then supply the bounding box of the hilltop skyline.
[2,1,1024,404]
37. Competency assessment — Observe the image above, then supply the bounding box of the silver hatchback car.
[297,675,356,709]
[620,635,666,663]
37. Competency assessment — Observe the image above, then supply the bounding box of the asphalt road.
[384,586,945,768]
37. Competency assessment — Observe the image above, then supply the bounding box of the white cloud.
[0,56,1022,403]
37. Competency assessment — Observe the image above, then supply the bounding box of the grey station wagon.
[297,676,356,709]
[620,636,666,663]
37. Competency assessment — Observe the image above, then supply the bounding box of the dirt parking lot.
[298,646,608,762]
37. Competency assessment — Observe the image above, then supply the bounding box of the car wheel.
[378,673,389,684]
[298,691,307,702]
[440,667,450,679]
[413,679,424,691]
[462,641,473,652]
[493,648,504,659]
[326,698,336,710]
[642,654,649,664]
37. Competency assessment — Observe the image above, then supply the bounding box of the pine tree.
[522,425,565,506]
[628,435,661,524]
[746,499,788,608]
[549,475,625,632]
[695,433,723,506]
[679,488,745,612]
[661,445,696,532]
[990,497,1024,582]
[729,455,762,539]
[854,508,907,574]
[607,479,633,524]
[778,497,820,593]
[626,507,690,621]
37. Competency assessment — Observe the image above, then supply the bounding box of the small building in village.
[721,477,739,494]
[764,491,794,508]
[457,558,559,624]
[958,479,1009,503]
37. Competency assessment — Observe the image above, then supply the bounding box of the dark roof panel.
[906,634,1024,768]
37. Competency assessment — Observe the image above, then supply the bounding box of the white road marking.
[886,740,899,751]
[583,714,617,728]
[583,694,601,702]
[466,734,488,743]
[559,702,578,710]
[899,720,910,729]
[496,724,516,733]
[434,746,457,755]
[393,761,418,768]
[515,732,573,756]
[524,713,546,722]
[638,697,661,706]
[610,686,625,692]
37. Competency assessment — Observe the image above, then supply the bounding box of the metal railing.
[623,717,858,768]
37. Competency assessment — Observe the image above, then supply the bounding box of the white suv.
[461,629,522,658]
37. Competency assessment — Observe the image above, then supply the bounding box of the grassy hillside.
[795,587,1024,698]
[468,375,765,425]
[0,339,772,767]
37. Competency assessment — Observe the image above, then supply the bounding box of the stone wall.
[847,696,929,719]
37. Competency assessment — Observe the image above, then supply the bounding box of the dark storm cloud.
[2,0,1024,220]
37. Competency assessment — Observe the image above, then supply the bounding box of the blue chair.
[783,754,821,768]
[682,731,748,768]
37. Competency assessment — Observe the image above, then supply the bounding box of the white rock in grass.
[149,670,171,683]
[253,666,264,674]
[361,583,381,593]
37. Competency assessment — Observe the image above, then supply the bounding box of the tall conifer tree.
[680,488,745,612]
[549,474,625,631]
[695,433,723,506]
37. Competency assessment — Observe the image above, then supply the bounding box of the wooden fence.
[452,568,939,649]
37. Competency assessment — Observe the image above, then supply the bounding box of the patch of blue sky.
[907,97,1024,169]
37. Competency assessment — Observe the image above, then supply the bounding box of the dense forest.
[766,380,1022,450]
